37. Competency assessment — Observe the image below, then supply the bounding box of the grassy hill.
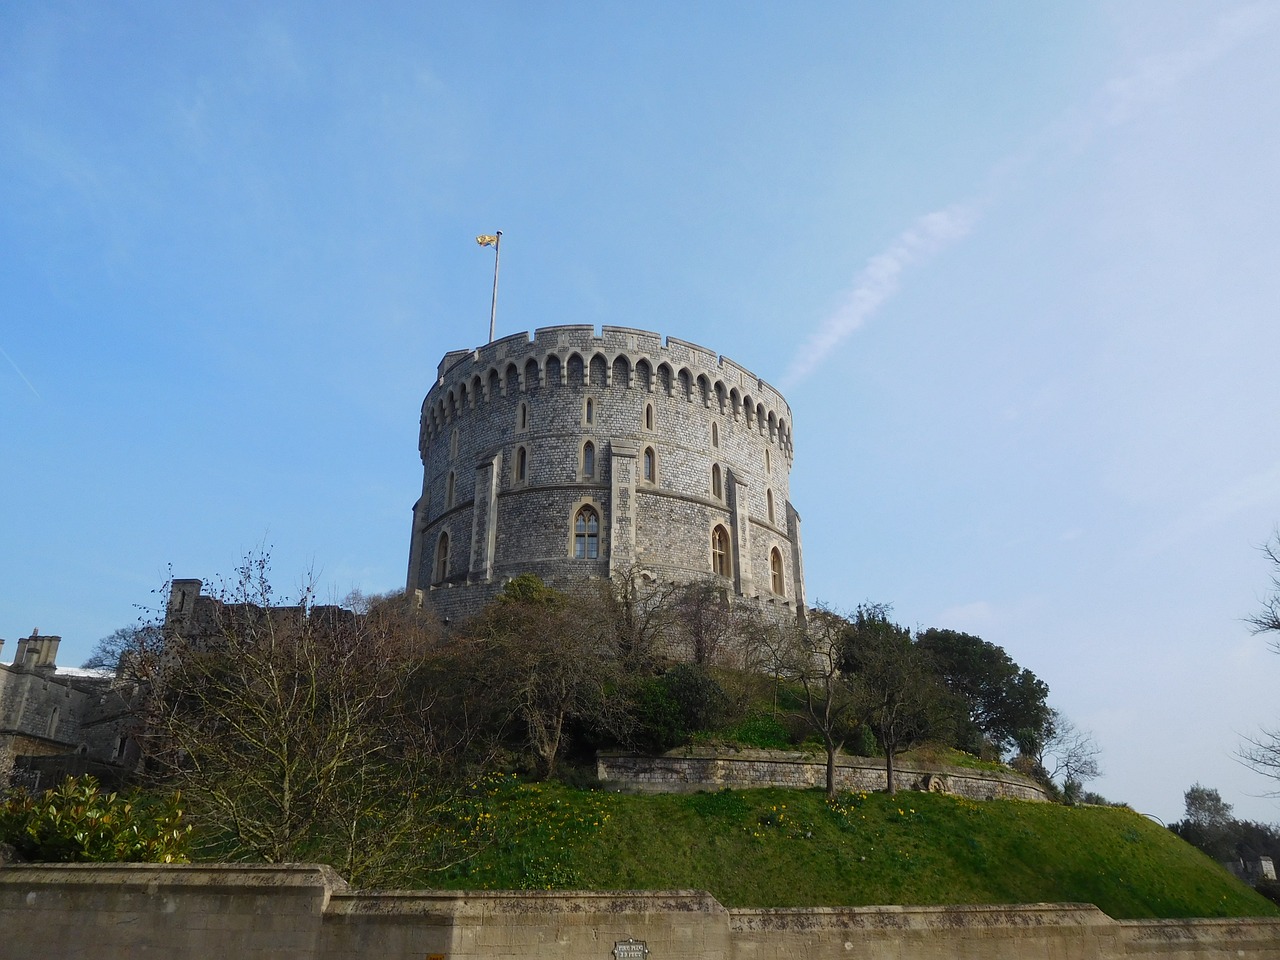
[430,779,1277,919]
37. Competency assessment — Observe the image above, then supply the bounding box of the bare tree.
[765,607,857,800]
[577,566,681,674]
[1033,709,1102,800]
[121,557,483,886]
[1240,530,1280,791]
[1249,530,1280,638]
[675,579,740,667]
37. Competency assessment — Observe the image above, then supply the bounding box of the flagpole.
[488,230,502,343]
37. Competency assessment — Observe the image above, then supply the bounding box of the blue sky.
[3,2,1279,825]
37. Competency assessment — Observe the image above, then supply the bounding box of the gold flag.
[476,234,499,247]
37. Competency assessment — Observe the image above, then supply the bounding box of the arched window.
[711,463,722,500]
[445,471,456,508]
[711,525,731,577]
[765,449,771,473]
[47,706,60,739]
[516,446,528,483]
[450,428,459,459]
[434,532,450,583]
[770,548,785,595]
[574,506,600,559]
[517,401,529,431]
[644,403,654,431]
[766,489,775,523]
[582,441,595,478]
[643,446,655,483]
[584,397,594,425]
[711,422,719,447]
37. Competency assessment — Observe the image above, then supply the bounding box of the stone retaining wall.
[596,748,1049,801]
[1,863,1276,959]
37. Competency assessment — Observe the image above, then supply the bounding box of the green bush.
[630,665,731,753]
[726,714,791,750]
[0,776,190,863]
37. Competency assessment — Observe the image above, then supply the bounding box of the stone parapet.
[596,747,1050,801]
[1,863,1277,959]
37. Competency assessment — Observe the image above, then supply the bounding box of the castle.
[405,325,806,624]
[0,632,135,791]
[1,325,807,787]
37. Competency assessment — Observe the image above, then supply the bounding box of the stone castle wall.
[0,634,128,781]
[405,326,805,626]
[596,748,1050,801]
[2,863,1276,959]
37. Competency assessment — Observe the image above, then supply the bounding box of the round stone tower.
[407,325,805,624]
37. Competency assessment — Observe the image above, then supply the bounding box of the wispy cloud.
[1141,461,1280,558]
[1097,2,1276,129]
[0,344,41,399]
[781,201,980,389]
[784,3,1279,388]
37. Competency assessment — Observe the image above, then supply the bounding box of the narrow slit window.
[583,441,595,478]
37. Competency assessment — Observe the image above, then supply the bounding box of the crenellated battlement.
[422,325,793,459]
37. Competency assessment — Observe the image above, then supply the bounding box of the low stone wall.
[1,863,1277,959]
[596,747,1049,801]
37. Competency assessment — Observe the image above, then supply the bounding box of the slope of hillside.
[432,781,1277,919]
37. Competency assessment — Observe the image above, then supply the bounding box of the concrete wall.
[1,863,1277,959]
[597,747,1050,801]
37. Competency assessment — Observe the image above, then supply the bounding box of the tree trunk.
[826,741,837,800]
[885,749,896,796]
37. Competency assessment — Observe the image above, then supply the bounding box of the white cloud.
[781,201,980,388]
[1099,3,1278,128]
[785,3,1279,389]
[0,344,41,399]
[1142,461,1280,558]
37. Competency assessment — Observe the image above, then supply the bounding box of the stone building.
[0,631,135,790]
[406,325,806,625]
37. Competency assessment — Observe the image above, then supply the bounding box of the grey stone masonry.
[596,747,1051,802]
[407,326,805,629]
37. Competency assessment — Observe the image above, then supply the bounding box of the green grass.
[430,779,1278,919]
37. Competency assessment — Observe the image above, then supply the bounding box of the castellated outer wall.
[406,326,805,626]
